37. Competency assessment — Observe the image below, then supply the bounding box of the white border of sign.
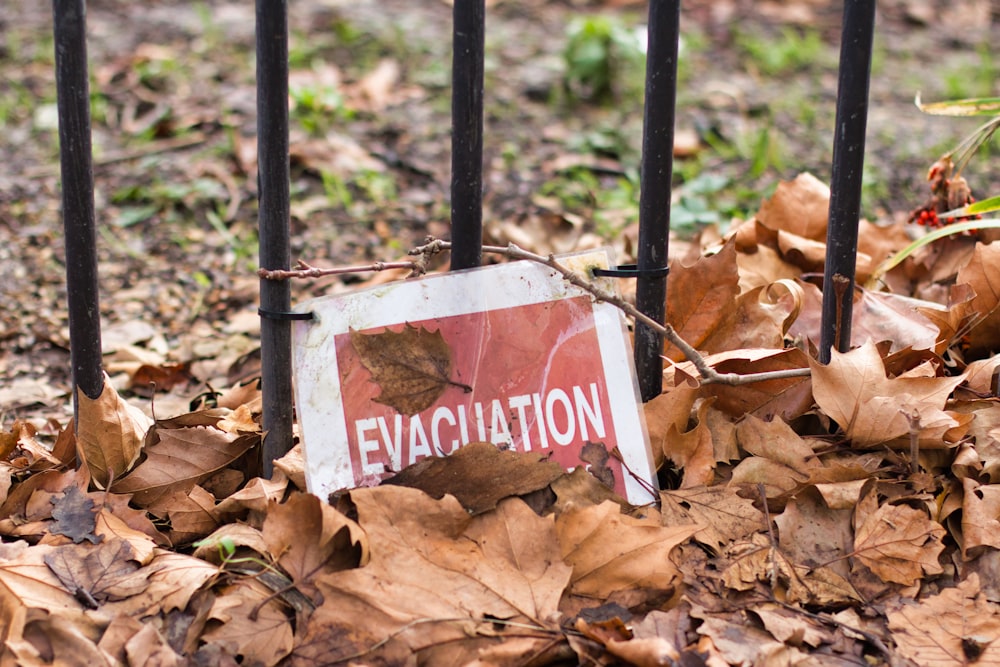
[290,248,658,504]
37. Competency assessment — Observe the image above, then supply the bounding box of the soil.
[0,0,997,427]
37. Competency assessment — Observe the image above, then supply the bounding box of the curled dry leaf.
[76,374,152,489]
[201,579,294,666]
[556,500,699,606]
[261,491,368,603]
[957,242,1000,354]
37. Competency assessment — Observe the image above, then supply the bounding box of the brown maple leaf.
[350,323,471,416]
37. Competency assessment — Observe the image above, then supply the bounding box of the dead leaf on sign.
[350,323,471,415]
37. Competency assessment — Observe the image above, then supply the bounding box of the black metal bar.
[53,0,103,408]
[256,0,293,474]
[819,0,876,363]
[449,0,485,271]
[634,0,681,402]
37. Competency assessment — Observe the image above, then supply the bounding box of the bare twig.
[264,238,812,386]
[258,258,427,281]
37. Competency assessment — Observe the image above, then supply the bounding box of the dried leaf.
[101,549,218,618]
[383,441,566,515]
[664,240,741,362]
[350,323,470,415]
[888,574,1000,664]
[76,375,152,488]
[958,243,1000,354]
[755,172,830,241]
[43,539,149,605]
[110,428,255,507]
[774,486,854,583]
[294,488,570,664]
[809,339,966,447]
[202,579,293,666]
[960,477,1000,559]
[146,485,220,546]
[556,500,698,603]
[49,486,100,545]
[853,484,946,586]
[261,491,367,602]
[660,485,763,550]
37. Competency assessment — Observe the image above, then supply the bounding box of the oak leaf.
[350,323,469,415]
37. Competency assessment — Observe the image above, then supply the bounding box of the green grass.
[735,26,825,77]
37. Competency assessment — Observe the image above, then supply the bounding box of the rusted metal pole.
[256,0,293,474]
[53,0,104,414]
[634,0,681,401]
[819,0,876,363]
[449,0,486,271]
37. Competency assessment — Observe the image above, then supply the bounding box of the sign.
[290,248,658,504]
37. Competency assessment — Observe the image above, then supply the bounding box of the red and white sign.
[291,249,658,504]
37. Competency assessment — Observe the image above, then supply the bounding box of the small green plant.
[290,78,355,136]
[192,535,282,574]
[671,173,729,232]
[735,26,823,76]
[563,15,646,104]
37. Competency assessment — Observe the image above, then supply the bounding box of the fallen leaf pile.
[6,173,1000,665]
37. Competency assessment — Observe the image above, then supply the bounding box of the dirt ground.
[0,0,997,427]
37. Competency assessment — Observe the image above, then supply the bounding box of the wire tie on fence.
[591,264,669,279]
[258,307,315,321]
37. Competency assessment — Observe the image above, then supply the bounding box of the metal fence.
[50,0,876,472]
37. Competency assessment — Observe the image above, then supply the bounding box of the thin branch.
[258,258,427,281]
[264,238,812,386]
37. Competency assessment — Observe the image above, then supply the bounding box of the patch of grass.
[735,26,824,77]
[942,43,997,101]
[289,78,356,136]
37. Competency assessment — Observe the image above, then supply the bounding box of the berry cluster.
[907,156,982,229]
